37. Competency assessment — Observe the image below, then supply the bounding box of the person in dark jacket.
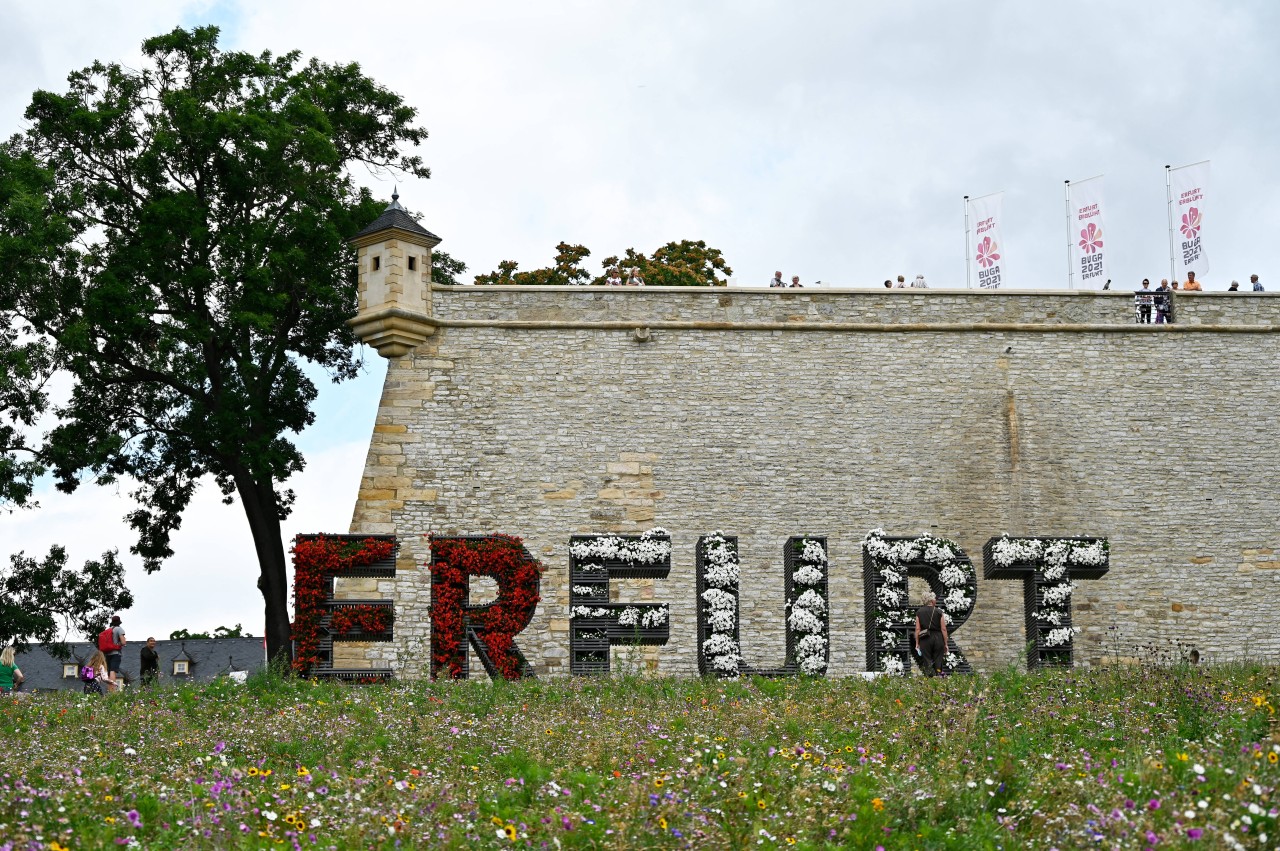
[914,592,950,676]
[139,637,159,687]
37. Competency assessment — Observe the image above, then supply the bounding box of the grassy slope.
[0,666,1276,850]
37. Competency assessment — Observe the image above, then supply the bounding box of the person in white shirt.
[769,271,785,288]
[911,274,928,288]
[893,275,907,288]
[606,267,623,286]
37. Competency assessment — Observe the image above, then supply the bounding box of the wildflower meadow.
[0,664,1276,849]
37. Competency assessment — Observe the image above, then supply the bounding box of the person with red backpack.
[98,615,126,688]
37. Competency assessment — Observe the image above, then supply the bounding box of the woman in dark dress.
[914,592,949,676]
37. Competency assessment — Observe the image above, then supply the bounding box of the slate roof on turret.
[353,193,441,243]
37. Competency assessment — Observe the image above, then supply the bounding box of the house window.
[407,256,417,271]
[62,663,78,679]
[173,660,189,675]
[371,255,381,272]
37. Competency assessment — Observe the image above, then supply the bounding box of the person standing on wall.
[98,615,126,689]
[1135,279,1154,323]
[1154,279,1173,324]
[914,592,949,677]
[139,637,159,687]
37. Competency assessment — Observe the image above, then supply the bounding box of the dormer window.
[371,255,381,272]
[407,256,417,271]
[62,663,78,679]
[173,660,189,676]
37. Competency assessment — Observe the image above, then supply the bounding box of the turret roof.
[353,192,441,243]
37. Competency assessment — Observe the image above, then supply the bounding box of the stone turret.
[347,192,442,358]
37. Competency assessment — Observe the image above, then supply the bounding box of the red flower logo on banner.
[1078,222,1103,255]
[976,236,1001,269]
[1180,206,1202,239]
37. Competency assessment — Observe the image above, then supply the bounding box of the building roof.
[353,192,441,244]
[14,637,267,692]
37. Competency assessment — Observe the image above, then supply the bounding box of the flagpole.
[963,195,971,289]
[1165,165,1175,284]
[1064,180,1073,290]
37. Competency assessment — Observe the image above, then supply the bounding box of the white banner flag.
[1068,176,1108,287]
[968,192,1006,289]
[1170,161,1210,280]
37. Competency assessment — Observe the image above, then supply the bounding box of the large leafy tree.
[600,240,732,287]
[0,547,133,656]
[475,239,732,287]
[0,26,430,663]
[473,242,592,286]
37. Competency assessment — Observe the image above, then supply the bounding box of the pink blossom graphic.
[975,236,1001,269]
[1180,206,1202,239]
[1078,222,1103,255]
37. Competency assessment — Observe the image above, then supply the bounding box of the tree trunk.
[234,471,293,668]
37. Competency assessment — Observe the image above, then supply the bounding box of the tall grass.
[0,664,1274,849]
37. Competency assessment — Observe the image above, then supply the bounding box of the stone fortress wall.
[339,281,1280,679]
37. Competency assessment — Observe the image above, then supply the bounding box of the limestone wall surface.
[341,286,1280,678]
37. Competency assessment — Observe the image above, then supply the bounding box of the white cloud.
[199,0,1280,289]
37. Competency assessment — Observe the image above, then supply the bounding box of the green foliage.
[0,25,430,662]
[0,147,71,509]
[0,666,1274,848]
[599,239,733,287]
[168,623,245,641]
[430,249,467,286]
[0,545,133,654]
[475,239,733,287]
[474,242,591,286]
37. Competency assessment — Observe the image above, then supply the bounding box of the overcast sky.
[4,1,1278,639]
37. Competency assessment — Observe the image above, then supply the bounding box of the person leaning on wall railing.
[1182,270,1203,291]
[1154,279,1173,324]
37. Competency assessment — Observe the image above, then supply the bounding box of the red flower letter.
[429,535,542,680]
